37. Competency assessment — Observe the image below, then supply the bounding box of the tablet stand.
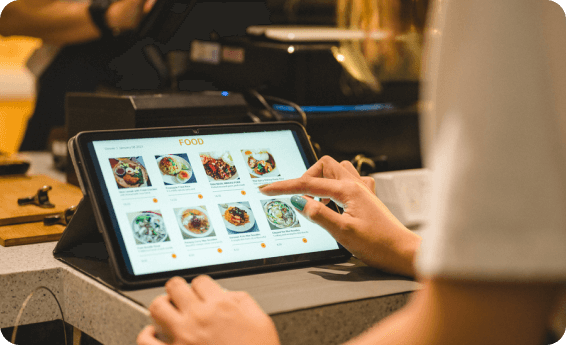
[53,197,121,289]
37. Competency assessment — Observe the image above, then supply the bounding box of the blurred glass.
[334,0,430,92]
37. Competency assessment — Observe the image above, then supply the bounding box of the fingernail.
[290,195,307,211]
[258,183,270,189]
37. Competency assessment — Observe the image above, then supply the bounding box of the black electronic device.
[181,30,420,106]
[276,105,422,173]
[65,92,252,185]
[56,122,350,289]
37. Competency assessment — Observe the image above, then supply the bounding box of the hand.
[106,0,157,33]
[137,275,280,345]
[260,156,421,277]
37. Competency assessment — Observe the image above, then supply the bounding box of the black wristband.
[88,0,114,39]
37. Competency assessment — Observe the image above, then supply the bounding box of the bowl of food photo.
[131,211,168,244]
[263,199,298,229]
[177,207,214,238]
[220,203,256,233]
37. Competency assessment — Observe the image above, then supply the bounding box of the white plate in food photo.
[156,155,194,185]
[131,211,169,244]
[241,149,280,178]
[177,207,214,238]
[111,157,151,188]
[219,202,256,233]
[200,152,239,182]
[263,199,298,229]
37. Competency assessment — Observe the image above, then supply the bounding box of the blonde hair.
[335,0,429,92]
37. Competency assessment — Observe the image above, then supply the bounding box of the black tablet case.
[53,197,122,288]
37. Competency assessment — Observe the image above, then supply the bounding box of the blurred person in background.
[0,0,157,150]
[133,0,563,344]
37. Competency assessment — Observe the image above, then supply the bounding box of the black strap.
[88,0,114,39]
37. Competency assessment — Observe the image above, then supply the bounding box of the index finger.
[260,177,349,203]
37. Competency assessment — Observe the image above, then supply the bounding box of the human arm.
[346,278,562,345]
[260,156,421,278]
[0,0,156,46]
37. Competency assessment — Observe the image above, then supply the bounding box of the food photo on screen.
[109,157,152,189]
[127,211,170,245]
[261,198,300,230]
[155,153,197,185]
[218,201,258,235]
[199,151,239,182]
[174,206,216,240]
[241,149,280,178]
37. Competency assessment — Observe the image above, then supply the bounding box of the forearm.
[344,294,426,345]
[346,279,560,345]
[0,1,100,46]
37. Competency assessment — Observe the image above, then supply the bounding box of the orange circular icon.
[217,248,223,253]
[261,243,266,248]
[153,198,158,203]
[302,238,308,243]
[198,194,204,199]
[172,254,177,258]
[241,190,246,195]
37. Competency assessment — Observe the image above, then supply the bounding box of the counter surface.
[1,240,419,345]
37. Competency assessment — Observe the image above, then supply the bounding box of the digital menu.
[91,130,339,276]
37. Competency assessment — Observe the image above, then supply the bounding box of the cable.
[262,95,307,128]
[248,90,307,128]
[247,111,262,123]
[248,89,283,121]
[12,286,67,345]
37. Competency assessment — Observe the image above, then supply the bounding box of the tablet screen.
[83,126,344,278]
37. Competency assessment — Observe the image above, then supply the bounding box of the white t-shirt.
[416,0,566,281]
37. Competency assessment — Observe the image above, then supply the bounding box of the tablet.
[70,122,351,288]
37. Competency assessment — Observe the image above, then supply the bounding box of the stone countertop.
[0,240,419,345]
[0,242,150,345]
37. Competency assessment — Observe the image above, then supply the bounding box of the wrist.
[369,227,420,278]
[396,229,421,278]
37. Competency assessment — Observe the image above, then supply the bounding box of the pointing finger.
[260,177,354,206]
